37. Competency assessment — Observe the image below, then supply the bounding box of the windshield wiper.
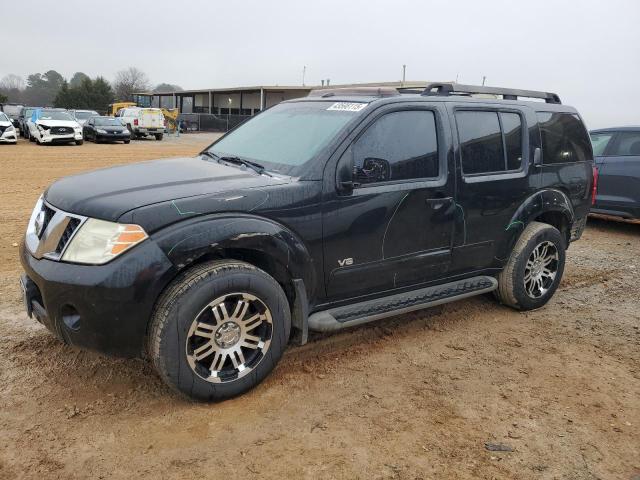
[201,151,272,177]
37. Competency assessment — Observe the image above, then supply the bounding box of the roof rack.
[421,82,561,104]
[308,86,399,98]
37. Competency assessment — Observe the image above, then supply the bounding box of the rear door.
[139,109,164,129]
[448,103,536,272]
[595,130,640,217]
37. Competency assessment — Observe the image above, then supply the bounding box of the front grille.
[26,200,87,261]
[0,125,6,134]
[41,205,56,235]
[51,126,73,135]
[55,217,81,253]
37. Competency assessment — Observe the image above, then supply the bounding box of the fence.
[177,113,252,133]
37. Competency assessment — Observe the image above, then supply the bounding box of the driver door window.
[353,110,439,185]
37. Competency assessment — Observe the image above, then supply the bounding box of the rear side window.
[456,110,524,175]
[590,132,614,156]
[609,131,640,156]
[537,112,591,164]
[353,110,439,184]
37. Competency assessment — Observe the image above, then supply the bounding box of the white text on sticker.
[327,102,368,112]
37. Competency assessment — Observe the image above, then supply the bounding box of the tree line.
[0,67,183,113]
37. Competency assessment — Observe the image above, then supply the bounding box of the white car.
[28,109,84,145]
[116,107,165,140]
[70,109,99,126]
[0,112,18,144]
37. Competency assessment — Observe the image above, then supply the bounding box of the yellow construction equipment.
[107,102,137,117]
[161,108,179,132]
[107,102,179,132]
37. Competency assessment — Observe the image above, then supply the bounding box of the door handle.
[426,197,453,210]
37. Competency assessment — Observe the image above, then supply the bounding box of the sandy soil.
[0,135,638,480]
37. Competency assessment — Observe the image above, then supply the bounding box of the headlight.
[7,125,15,132]
[96,128,107,134]
[37,124,50,131]
[121,129,130,135]
[62,218,148,265]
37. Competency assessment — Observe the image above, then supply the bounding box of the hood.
[0,120,11,127]
[37,119,80,128]
[45,156,290,221]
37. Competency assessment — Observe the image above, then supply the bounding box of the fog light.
[61,305,81,331]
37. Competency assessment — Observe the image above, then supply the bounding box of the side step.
[308,276,497,332]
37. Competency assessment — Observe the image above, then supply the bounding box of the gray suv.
[590,127,640,220]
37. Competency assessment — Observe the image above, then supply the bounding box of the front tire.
[75,139,84,145]
[148,260,291,401]
[154,133,163,141]
[496,221,566,310]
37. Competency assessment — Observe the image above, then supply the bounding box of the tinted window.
[537,112,591,164]
[590,132,614,156]
[501,112,523,170]
[353,110,439,184]
[457,111,505,174]
[609,131,640,156]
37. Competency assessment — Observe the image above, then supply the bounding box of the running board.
[308,276,498,332]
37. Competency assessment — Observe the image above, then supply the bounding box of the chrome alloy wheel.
[186,292,273,383]
[524,241,559,299]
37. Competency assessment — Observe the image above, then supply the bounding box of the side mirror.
[336,147,356,193]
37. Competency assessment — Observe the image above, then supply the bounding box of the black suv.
[20,83,595,401]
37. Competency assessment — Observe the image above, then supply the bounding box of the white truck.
[116,107,165,140]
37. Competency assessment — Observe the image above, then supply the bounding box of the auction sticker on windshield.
[327,102,368,112]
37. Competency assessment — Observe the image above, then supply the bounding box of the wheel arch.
[500,189,575,259]
[150,213,316,341]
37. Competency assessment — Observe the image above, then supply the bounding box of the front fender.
[151,213,316,297]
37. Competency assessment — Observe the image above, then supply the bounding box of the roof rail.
[308,86,399,98]
[421,82,561,104]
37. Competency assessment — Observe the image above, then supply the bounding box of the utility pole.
[482,76,486,86]
[302,66,306,86]
[402,64,406,86]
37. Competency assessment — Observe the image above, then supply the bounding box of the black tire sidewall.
[511,227,565,310]
[156,265,290,401]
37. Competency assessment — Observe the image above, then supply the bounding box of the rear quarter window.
[537,112,592,164]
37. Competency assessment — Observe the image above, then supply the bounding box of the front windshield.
[0,113,9,122]
[94,117,123,126]
[23,108,34,118]
[208,101,364,171]
[75,111,98,120]
[40,110,73,121]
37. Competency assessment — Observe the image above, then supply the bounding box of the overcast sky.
[3,0,639,128]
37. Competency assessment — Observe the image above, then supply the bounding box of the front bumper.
[0,130,17,142]
[97,132,130,141]
[39,132,83,143]
[20,239,176,357]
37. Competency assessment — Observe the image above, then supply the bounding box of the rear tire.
[155,133,163,141]
[148,260,291,402]
[495,221,565,310]
[124,140,130,144]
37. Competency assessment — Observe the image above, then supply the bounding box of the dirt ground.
[0,135,638,480]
